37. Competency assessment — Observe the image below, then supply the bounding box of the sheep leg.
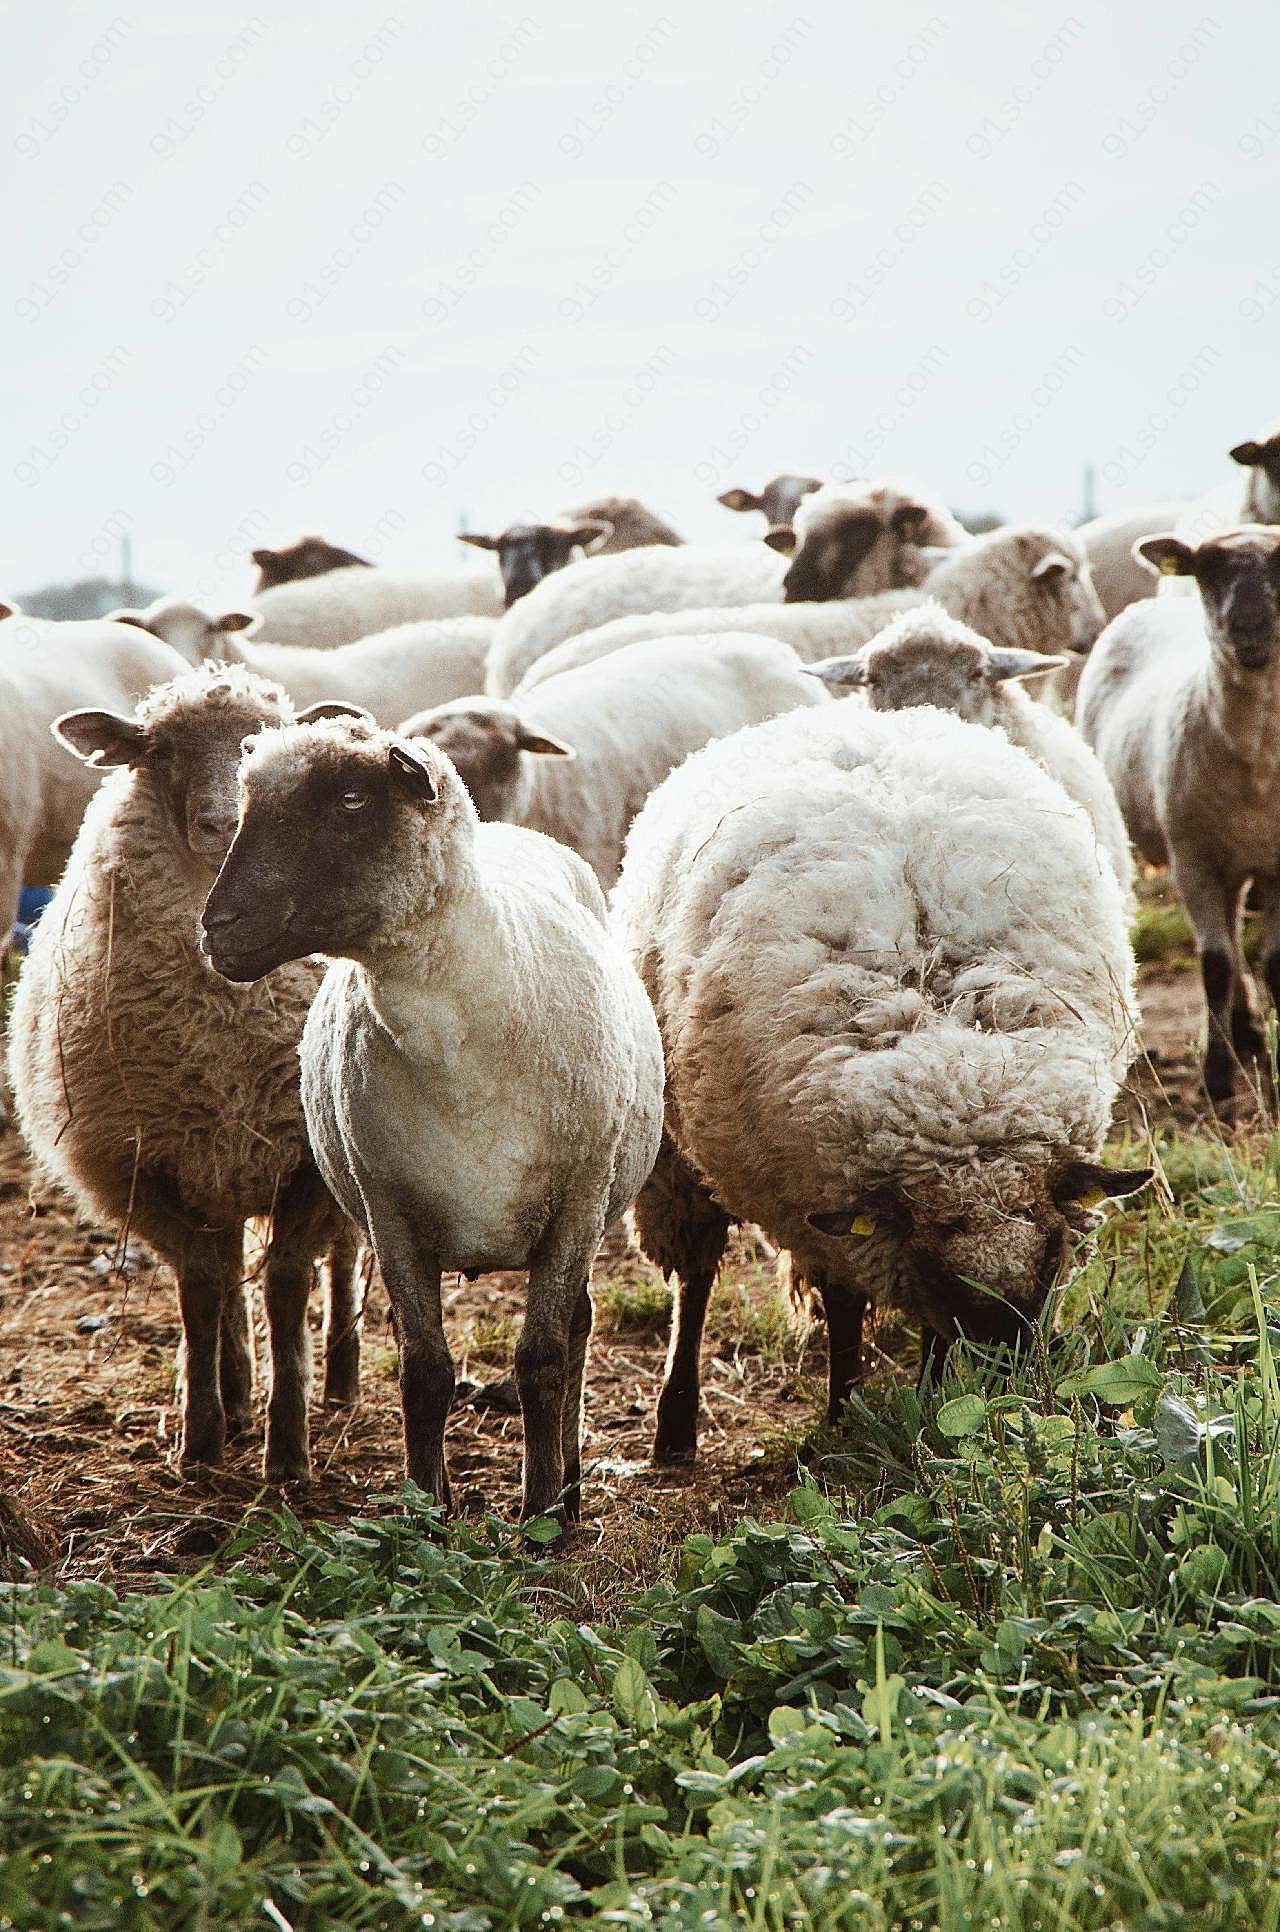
[559,1284,594,1525]
[219,1283,254,1438]
[1176,863,1248,1105]
[366,1204,453,1507]
[261,1167,336,1483]
[322,1222,363,1407]
[634,1136,730,1464]
[517,1233,598,1524]
[127,1185,244,1467]
[815,1279,867,1423]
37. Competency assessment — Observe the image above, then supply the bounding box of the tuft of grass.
[593,1271,671,1338]
[463,1310,518,1367]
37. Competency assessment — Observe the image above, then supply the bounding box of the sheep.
[518,524,1104,702]
[1171,429,1280,556]
[1229,426,1280,524]
[6,666,361,1479]
[761,479,969,599]
[805,603,1134,906]
[200,715,664,1525]
[251,536,373,591]
[612,700,1147,1461]
[402,633,828,889]
[1078,525,1280,1106]
[111,597,491,726]
[251,562,503,647]
[458,516,615,607]
[1075,502,1190,621]
[485,483,956,698]
[0,608,194,942]
[717,474,824,528]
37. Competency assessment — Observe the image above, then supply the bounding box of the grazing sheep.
[0,608,193,942]
[7,667,360,1479]
[717,474,823,528]
[252,562,503,647]
[251,536,372,591]
[484,542,790,696]
[518,525,1104,699]
[613,701,1146,1460]
[403,633,827,888]
[201,716,664,1524]
[1075,502,1189,621]
[112,597,491,726]
[762,480,969,599]
[1078,526,1280,1105]
[806,603,1134,905]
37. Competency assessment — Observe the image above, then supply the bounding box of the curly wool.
[8,666,323,1229]
[614,702,1138,1315]
[253,564,503,647]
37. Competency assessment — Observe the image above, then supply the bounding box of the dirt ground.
[0,959,1235,1585]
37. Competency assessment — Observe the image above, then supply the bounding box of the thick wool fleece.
[613,702,1138,1324]
[8,669,322,1229]
[253,564,503,647]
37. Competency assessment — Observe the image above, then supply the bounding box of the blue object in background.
[13,887,53,955]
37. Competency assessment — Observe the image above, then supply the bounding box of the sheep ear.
[807,1208,878,1237]
[1230,440,1263,467]
[53,708,148,768]
[1052,1160,1154,1209]
[0,601,14,622]
[1136,535,1193,577]
[890,504,927,540]
[105,608,151,632]
[250,548,278,567]
[986,648,1066,683]
[718,488,762,513]
[803,655,866,690]
[295,701,375,725]
[763,524,797,555]
[458,531,499,551]
[807,1185,910,1238]
[571,518,612,552]
[388,740,439,802]
[514,724,575,758]
[1031,551,1072,581]
[217,610,259,635]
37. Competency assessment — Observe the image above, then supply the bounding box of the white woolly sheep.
[613,701,1147,1460]
[402,632,827,888]
[251,536,373,591]
[518,524,1104,702]
[1078,525,1280,1106]
[458,495,684,608]
[1075,502,1190,621]
[7,666,361,1480]
[202,716,664,1525]
[806,603,1134,905]
[717,473,823,528]
[0,607,194,942]
[251,562,503,647]
[761,479,969,599]
[112,597,491,726]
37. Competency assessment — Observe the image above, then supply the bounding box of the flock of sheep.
[4,429,1278,1527]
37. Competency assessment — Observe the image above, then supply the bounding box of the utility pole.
[1079,464,1097,525]
[119,532,133,599]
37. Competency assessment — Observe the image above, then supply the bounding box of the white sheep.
[613,701,1146,1460]
[518,524,1104,704]
[112,597,491,726]
[762,479,968,599]
[202,716,664,1526]
[251,562,503,647]
[7,666,361,1479]
[402,633,828,888]
[805,603,1134,906]
[1075,501,1190,621]
[717,473,823,528]
[0,607,193,941]
[1078,525,1280,1105]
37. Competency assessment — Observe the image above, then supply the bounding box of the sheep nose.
[195,811,237,842]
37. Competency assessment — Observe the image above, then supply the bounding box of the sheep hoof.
[179,1429,226,1470]
[651,1435,698,1467]
[265,1454,312,1486]
[223,1406,254,1442]
[322,1375,360,1409]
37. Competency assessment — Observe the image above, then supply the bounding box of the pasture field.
[1,914,1280,1926]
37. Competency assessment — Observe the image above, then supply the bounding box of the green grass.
[8,1132,1280,1924]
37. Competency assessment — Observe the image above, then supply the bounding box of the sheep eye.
[340,790,369,813]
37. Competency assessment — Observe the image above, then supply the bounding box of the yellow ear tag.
[1158,555,1181,576]
[1078,1187,1107,1208]
[850,1213,876,1236]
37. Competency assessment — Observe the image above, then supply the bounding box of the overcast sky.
[7,0,1275,603]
